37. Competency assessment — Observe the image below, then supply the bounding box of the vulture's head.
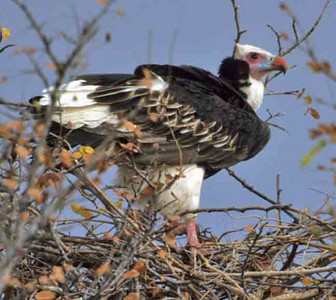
[234,44,288,80]
[219,44,289,111]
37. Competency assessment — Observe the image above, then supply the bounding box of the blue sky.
[1,0,335,237]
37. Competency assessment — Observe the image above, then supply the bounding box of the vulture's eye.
[249,53,259,60]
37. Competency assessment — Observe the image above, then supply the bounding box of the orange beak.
[272,56,289,74]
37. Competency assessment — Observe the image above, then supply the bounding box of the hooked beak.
[271,56,289,74]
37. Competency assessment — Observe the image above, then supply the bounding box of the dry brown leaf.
[38,275,50,284]
[2,178,17,190]
[35,290,56,300]
[112,236,120,244]
[245,224,254,231]
[280,33,289,40]
[169,215,181,223]
[123,121,135,131]
[134,126,142,138]
[20,211,30,221]
[321,61,331,74]
[123,269,140,279]
[49,266,65,283]
[60,148,72,168]
[24,282,35,291]
[27,188,43,204]
[96,0,108,4]
[165,173,173,182]
[142,186,154,196]
[307,61,323,73]
[95,263,109,277]
[117,9,125,16]
[301,277,313,285]
[103,232,112,239]
[3,277,22,287]
[1,76,8,84]
[123,293,139,300]
[149,114,158,122]
[270,286,285,296]
[133,260,146,275]
[163,233,176,248]
[158,249,167,258]
[310,108,320,119]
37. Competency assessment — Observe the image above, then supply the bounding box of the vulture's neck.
[218,58,265,111]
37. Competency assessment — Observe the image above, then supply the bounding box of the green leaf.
[301,139,326,167]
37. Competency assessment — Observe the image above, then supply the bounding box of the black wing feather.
[84,64,270,177]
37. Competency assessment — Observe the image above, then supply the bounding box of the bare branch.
[231,0,247,56]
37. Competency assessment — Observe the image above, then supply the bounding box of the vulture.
[30,44,288,252]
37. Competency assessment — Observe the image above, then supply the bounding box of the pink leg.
[186,218,202,254]
[168,217,209,255]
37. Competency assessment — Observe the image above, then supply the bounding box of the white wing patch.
[39,80,98,107]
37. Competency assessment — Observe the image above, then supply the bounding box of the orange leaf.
[163,233,176,248]
[280,33,289,40]
[123,121,135,131]
[149,114,158,122]
[123,269,140,279]
[96,0,108,4]
[307,61,323,73]
[2,178,17,190]
[133,260,146,275]
[321,61,331,74]
[49,266,65,283]
[20,211,30,221]
[60,148,72,168]
[123,293,139,300]
[35,290,56,300]
[158,249,167,258]
[38,275,50,284]
[301,277,313,285]
[95,263,109,276]
[27,188,43,204]
[117,9,125,16]
[310,108,320,119]
[112,236,120,244]
[245,224,254,231]
[134,126,142,138]
[0,76,7,84]
[24,282,35,291]
[103,232,112,239]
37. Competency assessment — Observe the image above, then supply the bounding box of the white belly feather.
[116,164,205,220]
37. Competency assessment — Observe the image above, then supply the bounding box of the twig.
[0,98,33,108]
[267,24,282,54]
[231,0,247,56]
[281,1,330,56]
[224,168,298,222]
